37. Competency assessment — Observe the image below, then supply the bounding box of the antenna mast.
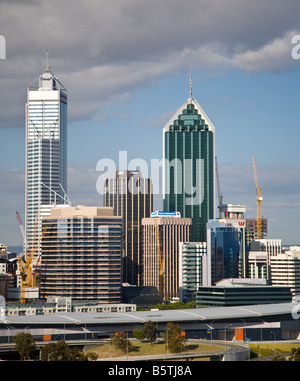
[190,66,193,100]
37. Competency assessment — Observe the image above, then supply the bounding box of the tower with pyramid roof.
[163,73,215,242]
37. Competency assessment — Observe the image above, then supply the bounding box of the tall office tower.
[142,212,192,299]
[40,205,123,302]
[163,83,215,242]
[104,170,152,286]
[25,58,67,254]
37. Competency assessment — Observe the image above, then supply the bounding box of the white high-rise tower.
[25,55,68,253]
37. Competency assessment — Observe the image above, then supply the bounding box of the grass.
[85,340,224,360]
[249,343,300,359]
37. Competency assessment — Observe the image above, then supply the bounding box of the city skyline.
[0,1,299,247]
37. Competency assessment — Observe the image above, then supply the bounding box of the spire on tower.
[189,66,193,101]
[45,50,50,72]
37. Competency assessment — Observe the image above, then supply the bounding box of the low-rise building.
[196,278,292,307]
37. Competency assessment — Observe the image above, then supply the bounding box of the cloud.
[232,30,299,73]
[0,0,300,127]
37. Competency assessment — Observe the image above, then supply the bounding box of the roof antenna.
[190,66,193,101]
[45,50,50,72]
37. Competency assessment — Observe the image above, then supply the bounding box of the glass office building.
[207,220,245,285]
[25,61,67,254]
[163,97,215,242]
[104,170,153,286]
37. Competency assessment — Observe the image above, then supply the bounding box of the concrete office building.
[178,242,208,303]
[248,251,268,280]
[25,58,68,255]
[40,205,122,302]
[270,247,300,297]
[104,170,152,285]
[142,212,192,299]
[163,82,215,242]
[248,239,282,281]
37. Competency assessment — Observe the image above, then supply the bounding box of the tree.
[163,322,185,353]
[133,329,145,341]
[13,332,36,360]
[40,340,95,361]
[143,321,157,343]
[292,347,300,361]
[111,331,133,353]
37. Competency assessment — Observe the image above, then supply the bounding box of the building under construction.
[245,218,268,246]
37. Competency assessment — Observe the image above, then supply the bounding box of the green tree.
[13,332,36,360]
[293,348,300,361]
[41,340,93,361]
[111,332,133,353]
[133,329,145,341]
[163,322,185,353]
[143,321,157,343]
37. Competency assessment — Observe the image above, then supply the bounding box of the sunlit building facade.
[40,205,123,302]
[25,61,67,254]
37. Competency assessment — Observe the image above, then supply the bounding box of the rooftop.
[0,302,296,326]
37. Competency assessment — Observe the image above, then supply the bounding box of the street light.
[225,323,232,342]
[225,323,233,353]
[270,331,276,356]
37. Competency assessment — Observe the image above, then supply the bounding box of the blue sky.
[0,0,299,248]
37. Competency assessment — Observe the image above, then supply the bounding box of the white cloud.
[0,0,299,126]
[232,30,298,73]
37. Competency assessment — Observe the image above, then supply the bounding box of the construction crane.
[252,157,263,239]
[16,212,47,303]
[154,224,165,299]
[215,157,223,218]
[16,212,25,243]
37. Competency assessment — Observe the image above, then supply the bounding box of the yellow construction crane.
[252,157,263,239]
[17,212,47,303]
[154,224,165,299]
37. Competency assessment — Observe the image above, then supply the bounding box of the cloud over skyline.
[0,0,299,127]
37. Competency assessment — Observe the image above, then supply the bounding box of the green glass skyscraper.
[163,88,215,242]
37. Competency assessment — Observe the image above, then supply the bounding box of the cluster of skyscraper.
[22,62,297,307]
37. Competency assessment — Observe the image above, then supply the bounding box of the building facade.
[163,95,215,242]
[104,170,152,285]
[178,241,208,303]
[207,218,246,285]
[25,61,68,255]
[40,205,122,302]
[245,218,268,246]
[248,239,282,281]
[270,247,300,297]
[142,213,192,299]
[196,278,292,307]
